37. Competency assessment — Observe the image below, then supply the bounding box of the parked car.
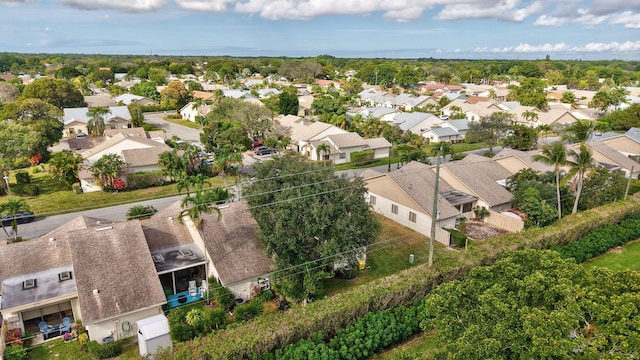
[254,146,277,155]
[252,140,264,149]
[75,133,87,138]
[1,212,35,227]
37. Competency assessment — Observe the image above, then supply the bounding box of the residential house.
[63,106,132,137]
[391,112,442,135]
[113,94,159,106]
[179,102,214,122]
[0,217,166,344]
[350,107,399,123]
[304,133,391,165]
[84,95,117,108]
[441,119,470,140]
[297,95,315,116]
[192,90,216,101]
[582,141,640,178]
[0,199,275,345]
[77,132,172,192]
[493,148,559,176]
[438,155,513,212]
[364,161,476,245]
[422,127,463,143]
[278,115,347,153]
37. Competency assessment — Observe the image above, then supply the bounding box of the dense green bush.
[210,281,235,311]
[4,344,28,360]
[13,184,40,196]
[261,302,426,360]
[125,171,167,189]
[72,182,82,194]
[350,150,375,165]
[555,216,640,263]
[86,340,123,359]
[234,298,264,322]
[447,228,467,248]
[156,200,640,359]
[15,171,30,185]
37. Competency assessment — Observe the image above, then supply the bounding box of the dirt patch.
[463,221,509,240]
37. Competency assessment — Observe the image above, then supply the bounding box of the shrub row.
[261,302,426,360]
[158,199,640,360]
[555,215,640,263]
[86,340,123,359]
[125,171,168,190]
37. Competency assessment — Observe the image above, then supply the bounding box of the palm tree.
[431,141,454,162]
[521,110,539,127]
[177,174,210,195]
[534,141,568,219]
[179,187,230,226]
[86,107,111,136]
[88,153,126,189]
[1,198,31,241]
[563,120,595,143]
[567,144,594,215]
[316,143,330,166]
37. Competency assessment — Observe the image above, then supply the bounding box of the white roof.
[136,314,170,340]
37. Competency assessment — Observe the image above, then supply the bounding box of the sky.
[0,0,639,60]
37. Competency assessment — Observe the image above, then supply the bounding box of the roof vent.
[93,289,99,295]
[179,248,194,257]
[218,205,230,210]
[49,237,55,242]
[96,226,113,232]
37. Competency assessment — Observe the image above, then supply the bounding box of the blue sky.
[1,0,639,60]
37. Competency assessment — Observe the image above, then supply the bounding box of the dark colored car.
[254,146,277,155]
[1,212,35,227]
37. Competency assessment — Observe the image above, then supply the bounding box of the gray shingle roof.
[199,201,273,286]
[386,161,461,219]
[67,221,166,324]
[442,158,513,207]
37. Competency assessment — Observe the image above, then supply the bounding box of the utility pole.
[624,166,634,201]
[429,148,441,267]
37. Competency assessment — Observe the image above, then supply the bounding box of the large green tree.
[0,98,64,158]
[278,92,299,115]
[243,156,381,300]
[20,78,86,109]
[0,122,40,194]
[465,112,513,156]
[422,249,640,358]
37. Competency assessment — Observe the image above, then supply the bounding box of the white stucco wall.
[86,306,163,344]
[367,192,455,245]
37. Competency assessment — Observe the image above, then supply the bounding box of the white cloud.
[0,0,36,5]
[174,0,233,12]
[609,11,640,29]
[435,0,544,22]
[534,8,608,26]
[474,41,640,54]
[43,26,52,32]
[59,0,168,12]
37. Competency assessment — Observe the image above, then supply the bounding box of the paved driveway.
[144,112,203,146]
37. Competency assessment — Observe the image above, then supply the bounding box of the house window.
[339,153,346,159]
[462,203,473,213]
[58,271,72,281]
[409,212,417,223]
[23,279,37,290]
[392,204,398,214]
[370,195,376,205]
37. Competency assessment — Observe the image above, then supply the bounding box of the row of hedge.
[555,212,640,263]
[157,198,640,360]
[260,302,426,360]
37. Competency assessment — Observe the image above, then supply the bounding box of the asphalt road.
[11,195,186,241]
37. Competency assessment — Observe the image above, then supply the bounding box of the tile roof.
[122,145,172,167]
[363,137,392,149]
[442,157,513,207]
[326,132,367,148]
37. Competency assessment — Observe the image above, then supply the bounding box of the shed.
[136,314,172,356]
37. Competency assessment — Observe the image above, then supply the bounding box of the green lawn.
[162,117,203,129]
[373,331,440,359]
[322,214,462,296]
[582,239,640,272]
[27,337,139,360]
[4,167,235,217]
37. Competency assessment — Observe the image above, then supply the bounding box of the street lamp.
[3,176,9,196]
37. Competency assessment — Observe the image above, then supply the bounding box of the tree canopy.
[243,156,381,300]
[422,249,640,359]
[19,78,86,109]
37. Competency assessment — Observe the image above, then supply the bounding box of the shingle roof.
[199,201,273,286]
[63,106,132,125]
[363,137,392,149]
[67,221,166,324]
[326,132,367,149]
[141,201,193,252]
[122,145,172,167]
[442,158,513,207]
[385,161,460,219]
[585,140,640,171]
